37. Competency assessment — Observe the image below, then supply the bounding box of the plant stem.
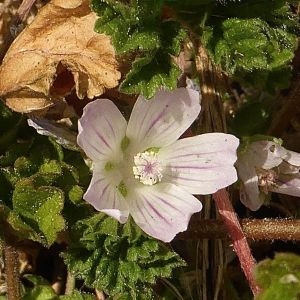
[192,41,260,295]
[193,38,231,300]
[95,289,106,300]
[16,0,37,22]
[51,255,66,295]
[3,241,21,300]
[213,189,261,296]
[242,218,300,240]
[177,218,300,240]
[65,271,75,295]
[177,219,227,239]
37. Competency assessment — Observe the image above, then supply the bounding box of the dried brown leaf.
[0,0,120,113]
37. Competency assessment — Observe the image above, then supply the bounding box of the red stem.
[213,189,261,296]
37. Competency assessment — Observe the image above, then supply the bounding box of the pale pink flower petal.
[78,99,127,161]
[246,141,286,169]
[237,159,262,211]
[126,88,200,151]
[159,133,239,194]
[284,150,300,167]
[84,164,129,223]
[129,183,202,242]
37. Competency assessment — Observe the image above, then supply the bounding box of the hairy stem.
[213,189,261,296]
[178,218,300,240]
[3,241,21,300]
[242,218,300,240]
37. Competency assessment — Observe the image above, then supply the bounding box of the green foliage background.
[0,0,299,299]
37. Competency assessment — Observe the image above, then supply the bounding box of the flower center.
[133,151,163,185]
[257,168,278,194]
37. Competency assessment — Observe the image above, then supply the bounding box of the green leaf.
[123,216,143,243]
[14,156,36,177]
[212,0,298,32]
[93,0,164,54]
[12,178,65,245]
[68,185,84,204]
[71,213,119,250]
[255,253,300,300]
[22,275,95,300]
[0,110,91,247]
[95,15,161,54]
[202,3,298,91]
[60,290,94,300]
[120,52,181,98]
[0,204,40,242]
[39,160,62,176]
[22,275,59,300]
[92,0,186,98]
[27,136,64,168]
[208,18,296,74]
[63,215,185,299]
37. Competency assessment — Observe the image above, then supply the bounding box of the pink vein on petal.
[166,151,223,160]
[104,116,116,139]
[94,130,112,150]
[145,199,172,225]
[143,109,166,137]
[135,198,148,222]
[84,140,106,156]
[167,165,221,170]
[156,196,183,213]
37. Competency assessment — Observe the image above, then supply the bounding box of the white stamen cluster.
[133,151,163,185]
[257,167,278,194]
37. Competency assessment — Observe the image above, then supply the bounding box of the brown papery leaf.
[0,0,120,113]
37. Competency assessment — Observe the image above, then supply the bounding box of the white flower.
[236,140,300,211]
[77,88,239,242]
